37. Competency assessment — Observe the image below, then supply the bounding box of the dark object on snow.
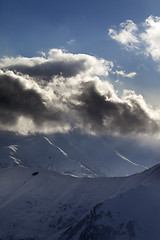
[32,171,39,176]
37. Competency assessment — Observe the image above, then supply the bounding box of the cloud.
[0,49,113,78]
[108,15,160,62]
[115,70,137,78]
[73,81,159,135]
[67,39,76,45]
[108,20,139,50]
[140,16,160,61]
[0,49,160,136]
[0,71,61,125]
[5,59,87,79]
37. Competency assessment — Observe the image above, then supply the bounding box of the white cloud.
[48,49,113,76]
[108,15,160,63]
[108,20,139,50]
[67,39,76,44]
[115,70,137,78]
[140,16,160,61]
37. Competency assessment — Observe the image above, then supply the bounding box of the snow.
[0,131,157,178]
[116,150,148,170]
[1,164,160,239]
[44,136,68,157]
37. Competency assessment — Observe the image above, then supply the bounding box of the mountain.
[1,164,160,239]
[1,131,160,177]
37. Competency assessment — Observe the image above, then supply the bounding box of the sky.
[1,0,160,138]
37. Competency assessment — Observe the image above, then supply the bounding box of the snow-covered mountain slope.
[1,131,160,177]
[1,164,160,239]
[62,184,160,240]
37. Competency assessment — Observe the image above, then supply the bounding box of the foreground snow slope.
[1,164,160,239]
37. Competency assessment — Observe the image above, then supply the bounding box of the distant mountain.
[1,164,160,239]
[0,131,160,177]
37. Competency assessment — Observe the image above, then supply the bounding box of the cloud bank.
[108,15,160,62]
[0,49,160,136]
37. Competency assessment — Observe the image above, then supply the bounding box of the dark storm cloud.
[0,49,160,136]
[0,73,60,126]
[4,59,86,79]
[0,73,159,135]
[75,81,159,134]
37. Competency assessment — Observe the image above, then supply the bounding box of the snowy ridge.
[1,164,160,239]
[0,131,157,177]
